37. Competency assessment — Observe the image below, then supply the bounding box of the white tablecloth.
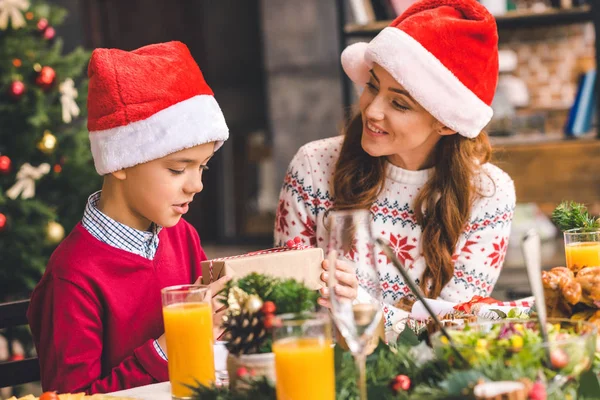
[109,382,171,400]
[108,342,229,400]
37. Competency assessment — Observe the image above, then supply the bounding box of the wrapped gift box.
[201,246,324,290]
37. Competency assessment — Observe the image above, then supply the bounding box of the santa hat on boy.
[87,41,229,175]
[341,0,498,138]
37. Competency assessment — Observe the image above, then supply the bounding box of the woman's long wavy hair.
[332,113,492,298]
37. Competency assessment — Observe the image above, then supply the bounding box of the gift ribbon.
[207,236,311,282]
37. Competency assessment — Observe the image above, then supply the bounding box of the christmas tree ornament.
[0,213,6,231]
[390,375,411,394]
[43,26,55,40]
[245,295,263,314]
[36,17,48,31]
[33,62,41,72]
[6,162,50,200]
[59,78,80,123]
[0,155,11,174]
[53,163,61,173]
[9,80,25,99]
[12,58,21,67]
[25,11,33,20]
[0,0,30,30]
[46,221,65,244]
[37,130,57,154]
[36,66,56,90]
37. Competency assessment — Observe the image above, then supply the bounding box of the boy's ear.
[439,126,457,136]
[111,169,127,180]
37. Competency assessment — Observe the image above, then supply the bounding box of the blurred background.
[0,0,598,395]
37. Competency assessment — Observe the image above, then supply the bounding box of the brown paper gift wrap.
[200,247,324,290]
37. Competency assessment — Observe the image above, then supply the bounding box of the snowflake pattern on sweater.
[274,136,516,333]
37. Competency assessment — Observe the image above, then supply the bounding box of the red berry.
[236,367,249,378]
[550,348,569,369]
[285,239,295,248]
[293,236,302,244]
[528,381,547,400]
[261,301,276,315]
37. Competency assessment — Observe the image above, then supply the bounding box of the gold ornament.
[37,130,56,154]
[245,295,264,314]
[227,287,249,316]
[46,221,65,244]
[33,63,41,72]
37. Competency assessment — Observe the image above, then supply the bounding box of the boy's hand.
[157,275,233,357]
[318,259,358,309]
[202,275,232,340]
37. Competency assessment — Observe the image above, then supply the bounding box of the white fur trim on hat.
[341,28,493,138]
[89,94,229,175]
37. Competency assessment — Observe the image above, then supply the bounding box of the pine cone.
[222,310,268,355]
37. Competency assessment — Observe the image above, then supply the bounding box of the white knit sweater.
[274,136,516,333]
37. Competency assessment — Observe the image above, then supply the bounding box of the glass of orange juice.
[161,285,215,399]
[273,312,335,400]
[564,228,600,272]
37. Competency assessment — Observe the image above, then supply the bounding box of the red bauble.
[390,375,411,393]
[0,155,11,174]
[37,18,49,31]
[43,27,56,40]
[261,301,276,315]
[0,213,7,231]
[9,81,25,99]
[36,66,56,90]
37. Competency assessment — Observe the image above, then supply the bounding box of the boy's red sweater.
[27,220,207,394]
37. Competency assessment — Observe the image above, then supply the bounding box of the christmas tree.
[0,0,100,301]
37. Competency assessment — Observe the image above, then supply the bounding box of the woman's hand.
[318,259,358,308]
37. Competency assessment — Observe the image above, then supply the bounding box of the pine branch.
[551,201,599,231]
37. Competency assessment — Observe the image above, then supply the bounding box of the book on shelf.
[565,69,596,137]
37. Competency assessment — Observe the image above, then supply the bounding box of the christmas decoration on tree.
[0,0,100,301]
[59,78,79,123]
[8,80,25,99]
[0,155,11,174]
[0,0,29,30]
[0,212,7,231]
[35,65,55,90]
[45,220,63,243]
[6,162,50,199]
[221,273,318,356]
[36,130,56,153]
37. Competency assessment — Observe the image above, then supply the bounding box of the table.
[109,382,171,400]
[108,342,229,400]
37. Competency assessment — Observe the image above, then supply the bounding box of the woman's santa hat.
[87,41,229,175]
[341,0,499,138]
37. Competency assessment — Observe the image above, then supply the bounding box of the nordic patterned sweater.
[274,136,516,334]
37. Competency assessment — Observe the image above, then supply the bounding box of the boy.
[27,41,231,394]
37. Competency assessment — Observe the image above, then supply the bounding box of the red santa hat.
[87,41,229,175]
[341,0,499,138]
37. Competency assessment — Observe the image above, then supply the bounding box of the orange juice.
[163,302,214,398]
[273,337,335,400]
[565,242,600,271]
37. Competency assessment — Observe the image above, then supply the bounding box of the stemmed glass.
[326,210,383,400]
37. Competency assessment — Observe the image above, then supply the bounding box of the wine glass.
[326,209,383,400]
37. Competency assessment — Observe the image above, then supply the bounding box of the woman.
[274,0,516,334]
